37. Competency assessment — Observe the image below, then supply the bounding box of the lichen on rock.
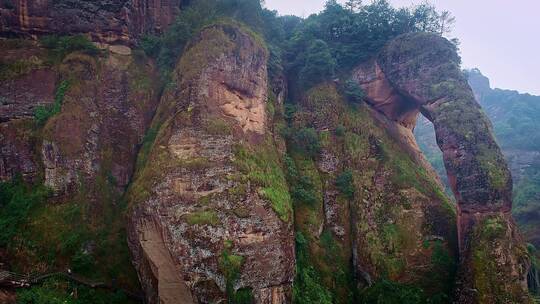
[127,22,294,304]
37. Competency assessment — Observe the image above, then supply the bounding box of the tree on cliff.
[299,39,336,89]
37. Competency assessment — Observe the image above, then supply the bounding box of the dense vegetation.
[1,0,460,302]
[180,1,451,302]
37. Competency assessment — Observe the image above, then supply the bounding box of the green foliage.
[184,210,220,226]
[141,0,268,77]
[334,125,346,137]
[40,35,100,63]
[139,35,162,58]
[34,80,70,126]
[17,279,132,304]
[291,128,321,158]
[427,240,456,299]
[219,243,252,303]
[284,156,318,206]
[234,143,293,221]
[299,39,336,89]
[283,0,450,96]
[481,216,506,240]
[293,232,333,304]
[145,0,216,75]
[0,59,42,80]
[335,170,355,199]
[342,80,366,104]
[470,215,528,303]
[0,176,50,246]
[2,168,139,291]
[359,279,426,304]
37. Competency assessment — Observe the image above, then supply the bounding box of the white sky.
[264,0,540,95]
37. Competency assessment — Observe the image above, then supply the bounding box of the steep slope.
[416,69,540,251]
[0,36,161,299]
[288,84,457,303]
[0,0,181,45]
[0,4,535,303]
[354,33,530,303]
[127,22,294,304]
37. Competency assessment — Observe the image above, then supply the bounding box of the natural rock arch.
[353,32,530,303]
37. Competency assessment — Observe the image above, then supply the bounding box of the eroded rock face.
[290,84,458,300]
[354,32,530,303]
[39,52,160,195]
[0,41,56,181]
[0,0,181,44]
[128,23,294,304]
[0,38,161,197]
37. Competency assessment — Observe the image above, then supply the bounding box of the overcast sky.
[264,0,540,95]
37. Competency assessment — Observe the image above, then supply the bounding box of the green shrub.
[17,278,132,304]
[34,80,70,126]
[219,243,250,303]
[140,35,162,58]
[359,279,426,304]
[299,39,336,89]
[71,249,96,273]
[334,125,346,136]
[292,128,321,158]
[234,144,292,221]
[335,170,355,199]
[0,176,49,246]
[41,35,100,63]
[284,156,318,206]
[293,232,333,304]
[342,80,365,104]
[481,217,506,240]
[0,59,41,80]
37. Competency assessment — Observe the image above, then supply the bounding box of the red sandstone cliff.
[0,0,181,44]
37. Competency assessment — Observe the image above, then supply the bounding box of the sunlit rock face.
[127,23,294,304]
[353,32,531,303]
[0,0,181,44]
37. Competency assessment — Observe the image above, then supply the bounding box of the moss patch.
[184,210,220,226]
[471,215,530,303]
[0,58,43,80]
[234,142,292,222]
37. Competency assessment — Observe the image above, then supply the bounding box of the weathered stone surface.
[0,41,55,181]
[0,36,160,195]
[128,23,294,304]
[354,32,531,303]
[0,0,181,44]
[0,119,38,181]
[352,59,419,130]
[289,84,457,300]
[0,68,56,122]
[38,52,160,195]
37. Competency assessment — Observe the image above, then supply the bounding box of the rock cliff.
[127,22,294,304]
[0,0,181,44]
[0,32,161,300]
[353,32,530,303]
[0,6,534,304]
